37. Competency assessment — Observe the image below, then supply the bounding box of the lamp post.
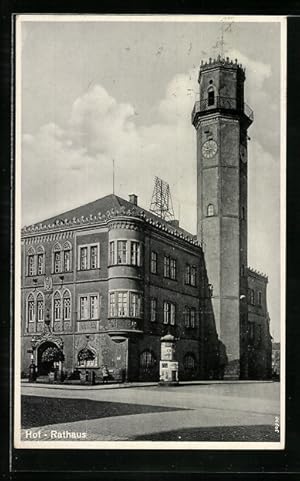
[28,336,37,382]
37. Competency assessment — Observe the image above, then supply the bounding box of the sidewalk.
[21,379,275,391]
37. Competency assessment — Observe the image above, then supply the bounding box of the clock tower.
[192,56,253,379]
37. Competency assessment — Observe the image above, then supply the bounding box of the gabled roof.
[26,193,196,239]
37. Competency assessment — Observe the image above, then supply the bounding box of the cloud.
[22,76,197,230]
[21,60,281,340]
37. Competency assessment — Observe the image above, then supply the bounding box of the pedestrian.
[102,365,109,384]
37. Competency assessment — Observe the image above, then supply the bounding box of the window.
[110,292,116,317]
[163,301,176,325]
[53,243,62,273]
[36,292,44,322]
[151,251,157,274]
[140,350,156,368]
[27,247,36,276]
[207,204,214,217]
[77,348,97,368]
[249,289,255,305]
[184,307,196,328]
[117,291,128,316]
[170,258,177,280]
[184,353,196,369]
[79,296,89,320]
[53,291,62,321]
[117,241,127,264]
[28,255,35,276]
[54,252,61,273]
[62,242,72,272]
[27,293,35,322]
[109,241,115,265]
[63,250,71,272]
[184,308,190,328]
[79,247,88,270]
[185,265,191,284]
[90,245,98,269]
[190,308,196,328]
[37,254,44,275]
[110,291,142,318]
[130,292,141,317]
[63,290,71,320]
[208,87,215,106]
[78,293,99,320]
[185,264,197,286]
[131,241,140,266]
[190,266,196,286]
[150,298,157,322]
[36,247,45,275]
[78,244,99,270]
[90,295,99,319]
[258,291,262,307]
[164,256,170,278]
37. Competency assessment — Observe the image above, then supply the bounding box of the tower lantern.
[192,57,253,379]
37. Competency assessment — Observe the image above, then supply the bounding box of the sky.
[18,16,284,341]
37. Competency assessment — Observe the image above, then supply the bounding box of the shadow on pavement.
[22,395,187,428]
[134,425,280,442]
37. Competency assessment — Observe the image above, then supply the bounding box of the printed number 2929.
[274,416,280,433]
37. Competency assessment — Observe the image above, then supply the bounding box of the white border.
[14,14,286,450]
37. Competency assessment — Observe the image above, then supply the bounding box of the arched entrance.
[139,349,158,381]
[37,341,64,376]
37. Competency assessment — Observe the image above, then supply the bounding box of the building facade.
[20,56,272,381]
[21,194,222,382]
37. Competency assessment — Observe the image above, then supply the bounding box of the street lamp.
[28,336,37,382]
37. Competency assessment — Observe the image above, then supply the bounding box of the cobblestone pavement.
[19,382,280,443]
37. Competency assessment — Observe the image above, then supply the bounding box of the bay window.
[117,241,127,264]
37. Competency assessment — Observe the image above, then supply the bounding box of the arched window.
[207,204,214,217]
[53,243,62,274]
[36,292,44,322]
[184,353,196,369]
[53,291,62,321]
[36,245,45,275]
[207,86,215,106]
[77,347,97,367]
[27,247,36,276]
[63,289,71,320]
[27,293,35,323]
[63,241,72,272]
[140,350,156,369]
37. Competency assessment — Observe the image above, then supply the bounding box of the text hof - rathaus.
[21,56,272,383]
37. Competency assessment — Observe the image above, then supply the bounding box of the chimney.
[129,194,138,206]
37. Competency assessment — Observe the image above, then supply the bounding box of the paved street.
[20,381,280,442]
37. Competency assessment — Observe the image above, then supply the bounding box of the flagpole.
[112,159,115,195]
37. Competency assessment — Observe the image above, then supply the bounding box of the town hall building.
[20,56,272,382]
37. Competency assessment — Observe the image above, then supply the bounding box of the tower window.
[207,204,214,217]
[208,88,215,106]
[258,291,262,307]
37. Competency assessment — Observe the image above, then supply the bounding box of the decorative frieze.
[31,331,64,350]
[22,205,200,248]
[23,231,74,244]
[77,320,99,332]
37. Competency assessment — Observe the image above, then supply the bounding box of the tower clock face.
[202,140,218,159]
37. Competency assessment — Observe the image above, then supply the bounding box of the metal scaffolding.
[150,176,175,221]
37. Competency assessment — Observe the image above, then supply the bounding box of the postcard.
[14,14,286,449]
